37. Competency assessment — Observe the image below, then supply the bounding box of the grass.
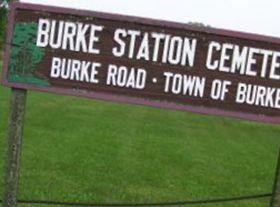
[0,61,280,207]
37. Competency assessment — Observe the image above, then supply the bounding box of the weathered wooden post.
[3,88,27,207]
[270,150,280,207]
[2,1,28,207]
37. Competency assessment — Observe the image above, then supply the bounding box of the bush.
[0,1,8,50]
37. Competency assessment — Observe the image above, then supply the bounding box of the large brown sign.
[2,2,280,123]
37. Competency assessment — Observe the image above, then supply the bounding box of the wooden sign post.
[3,1,28,207]
[1,2,280,207]
[3,88,27,207]
[271,151,280,207]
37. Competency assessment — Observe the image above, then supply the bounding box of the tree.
[8,22,48,86]
[0,0,9,50]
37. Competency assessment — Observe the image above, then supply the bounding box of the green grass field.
[1,61,280,207]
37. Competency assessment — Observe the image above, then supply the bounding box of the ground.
[0,60,280,207]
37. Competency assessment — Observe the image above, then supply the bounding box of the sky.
[19,0,280,38]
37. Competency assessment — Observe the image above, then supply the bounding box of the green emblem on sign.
[8,22,49,86]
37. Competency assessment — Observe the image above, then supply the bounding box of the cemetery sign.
[2,2,280,123]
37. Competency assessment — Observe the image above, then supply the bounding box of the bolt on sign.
[2,3,280,123]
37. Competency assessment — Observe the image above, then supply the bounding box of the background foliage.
[0,0,9,50]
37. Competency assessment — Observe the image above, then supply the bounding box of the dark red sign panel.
[2,2,280,123]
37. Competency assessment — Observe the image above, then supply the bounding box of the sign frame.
[2,2,280,124]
